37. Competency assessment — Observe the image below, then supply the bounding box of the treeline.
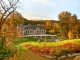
[8,11,80,39]
[24,20,46,25]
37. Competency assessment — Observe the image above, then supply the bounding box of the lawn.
[13,37,80,47]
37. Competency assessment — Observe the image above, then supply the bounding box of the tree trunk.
[0,22,3,34]
[0,24,5,60]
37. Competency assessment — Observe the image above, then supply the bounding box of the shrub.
[73,56,80,60]
[31,46,40,54]
[25,44,33,50]
[24,42,80,57]
[61,48,70,55]
[0,35,14,60]
[40,47,46,54]
[45,47,50,55]
[54,48,62,56]
[49,48,54,55]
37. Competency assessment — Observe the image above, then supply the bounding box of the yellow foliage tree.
[49,29,55,34]
[1,13,23,46]
[68,30,73,39]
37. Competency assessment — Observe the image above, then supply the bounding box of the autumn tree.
[49,29,55,34]
[58,11,71,37]
[2,11,24,39]
[10,11,24,25]
[77,20,80,37]
[1,10,25,60]
[0,0,19,60]
[58,11,79,39]
[0,0,19,33]
[68,30,73,39]
[69,14,79,38]
[52,21,59,34]
[45,20,54,34]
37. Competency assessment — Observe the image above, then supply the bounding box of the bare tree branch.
[2,8,16,24]
[0,0,19,32]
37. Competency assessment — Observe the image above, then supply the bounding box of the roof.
[18,25,45,29]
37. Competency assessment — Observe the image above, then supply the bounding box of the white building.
[17,25,46,36]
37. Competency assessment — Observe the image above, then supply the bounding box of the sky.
[17,0,80,20]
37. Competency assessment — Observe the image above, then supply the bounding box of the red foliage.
[31,46,40,54]
[24,43,80,56]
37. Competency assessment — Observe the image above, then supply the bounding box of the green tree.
[24,18,29,25]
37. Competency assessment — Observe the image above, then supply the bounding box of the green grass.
[13,37,80,47]
[13,37,38,45]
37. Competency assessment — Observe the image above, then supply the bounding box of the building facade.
[17,25,46,36]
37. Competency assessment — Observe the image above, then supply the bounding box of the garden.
[13,37,80,60]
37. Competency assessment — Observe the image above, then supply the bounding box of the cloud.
[22,13,53,20]
[32,0,53,5]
